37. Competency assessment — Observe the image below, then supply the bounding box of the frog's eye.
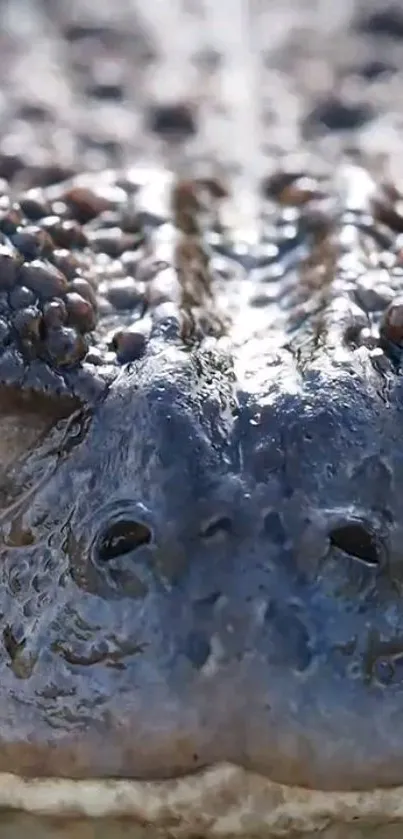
[329,521,381,567]
[97,519,152,562]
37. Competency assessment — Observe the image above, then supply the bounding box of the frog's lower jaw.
[0,765,402,837]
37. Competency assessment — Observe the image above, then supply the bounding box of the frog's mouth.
[0,765,402,836]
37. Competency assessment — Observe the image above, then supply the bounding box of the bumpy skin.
[3,0,403,803]
[4,159,403,793]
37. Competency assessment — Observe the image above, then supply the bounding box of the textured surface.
[3,0,403,836]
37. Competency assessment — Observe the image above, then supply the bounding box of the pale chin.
[1,763,403,837]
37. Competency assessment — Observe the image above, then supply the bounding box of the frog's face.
[1,334,403,839]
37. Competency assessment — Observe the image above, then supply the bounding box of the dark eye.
[329,522,381,567]
[97,520,152,562]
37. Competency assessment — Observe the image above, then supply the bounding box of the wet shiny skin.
[2,0,403,819]
[2,198,403,792]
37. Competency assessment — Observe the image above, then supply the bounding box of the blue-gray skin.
[1,162,403,794]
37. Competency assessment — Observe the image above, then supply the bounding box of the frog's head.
[2,323,403,803]
[1,166,403,836]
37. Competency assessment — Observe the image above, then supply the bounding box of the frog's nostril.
[263,511,286,546]
[199,515,233,542]
[329,521,381,567]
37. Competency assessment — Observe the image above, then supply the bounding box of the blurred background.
[0,0,401,203]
